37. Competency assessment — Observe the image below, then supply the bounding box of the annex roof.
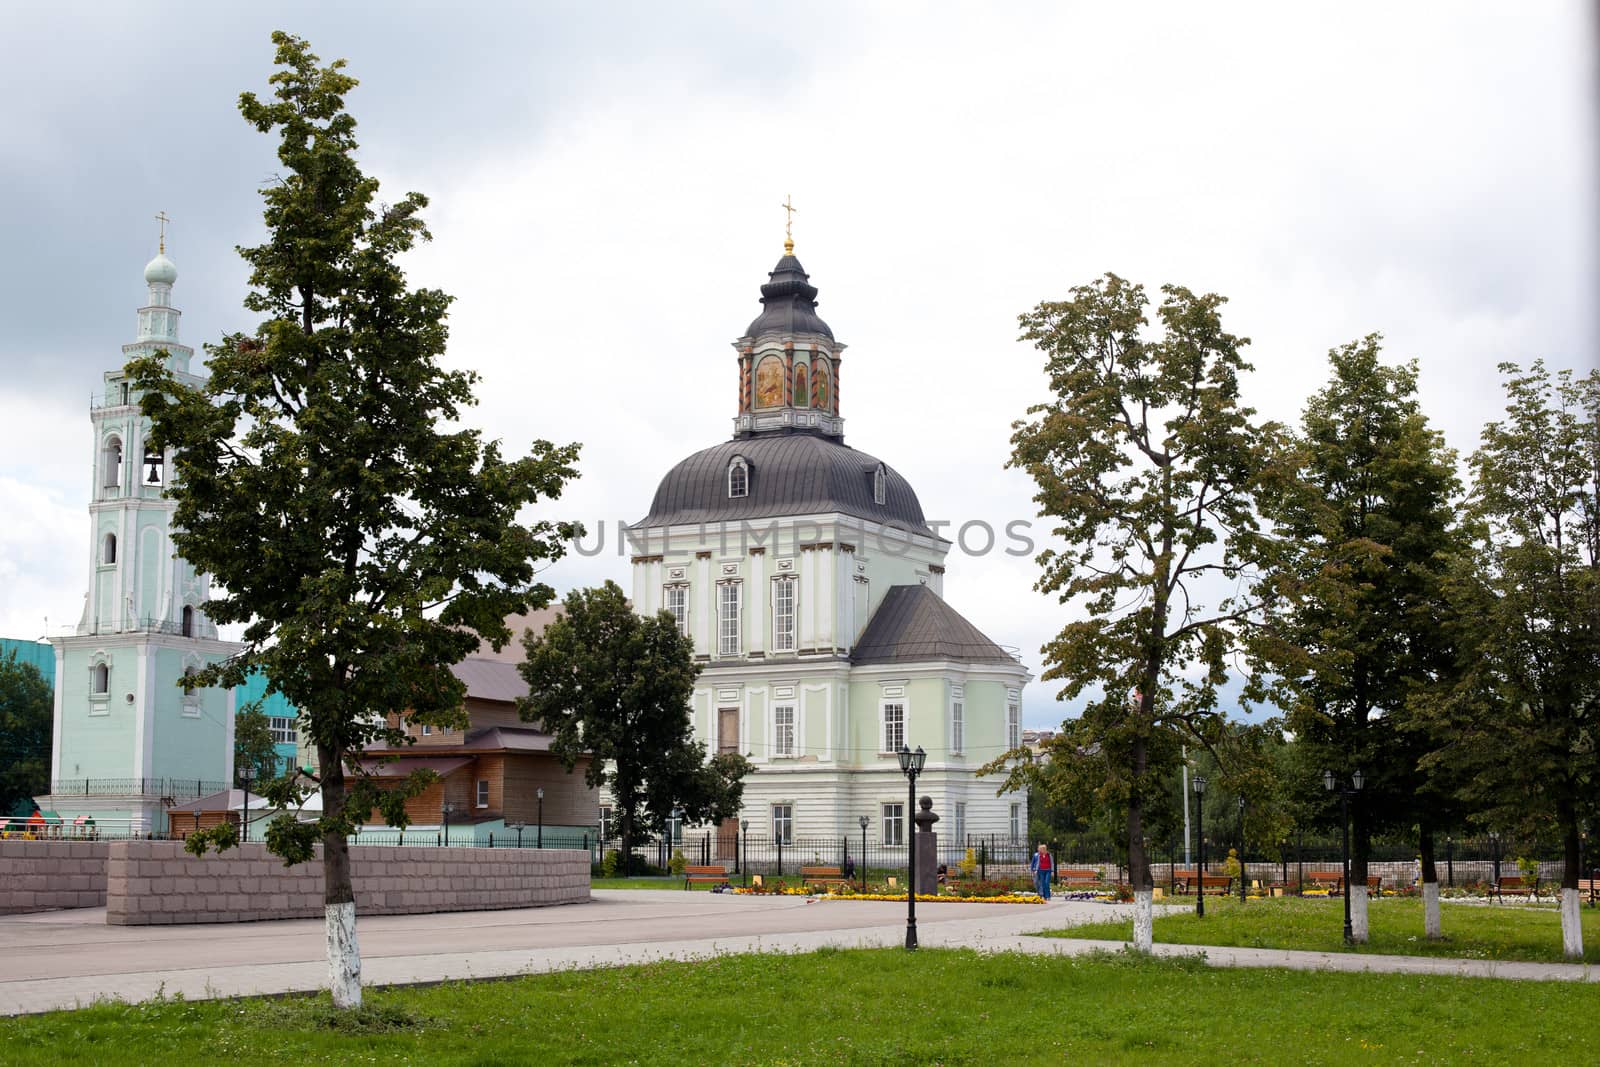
[850,584,1019,666]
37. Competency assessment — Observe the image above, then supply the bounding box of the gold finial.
[154,210,171,254]
[781,194,796,255]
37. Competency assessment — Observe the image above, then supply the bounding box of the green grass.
[1046,895,1600,964]
[1,948,1590,1064]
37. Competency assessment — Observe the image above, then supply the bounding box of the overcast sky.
[1,4,1594,731]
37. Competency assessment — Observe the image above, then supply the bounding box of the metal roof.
[851,585,1018,666]
[744,253,833,340]
[449,657,527,703]
[636,433,933,534]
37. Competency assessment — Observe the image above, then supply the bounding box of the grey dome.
[744,254,833,340]
[638,434,932,535]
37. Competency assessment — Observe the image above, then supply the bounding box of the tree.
[1425,360,1599,959]
[1250,337,1464,942]
[126,32,580,1008]
[517,581,752,872]
[0,651,52,818]
[1003,274,1275,951]
[233,702,282,784]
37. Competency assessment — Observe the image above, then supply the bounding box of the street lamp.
[237,764,256,844]
[897,744,927,950]
[441,800,456,848]
[536,787,545,849]
[1237,794,1247,903]
[1489,830,1502,884]
[1323,769,1364,945]
[859,814,870,891]
[1192,775,1207,917]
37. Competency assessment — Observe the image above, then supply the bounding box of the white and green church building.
[41,247,242,833]
[627,239,1030,848]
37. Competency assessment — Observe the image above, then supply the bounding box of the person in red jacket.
[1030,843,1054,899]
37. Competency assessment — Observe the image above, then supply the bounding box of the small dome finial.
[781,193,796,255]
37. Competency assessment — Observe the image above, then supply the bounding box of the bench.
[1056,868,1103,888]
[1490,876,1536,902]
[683,864,729,889]
[1578,879,1600,906]
[1172,871,1232,895]
[1306,871,1383,895]
[800,865,853,890]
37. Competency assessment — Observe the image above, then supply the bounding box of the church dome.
[745,254,832,340]
[638,433,933,535]
[144,253,178,286]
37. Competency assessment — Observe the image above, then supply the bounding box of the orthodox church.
[41,240,243,833]
[628,234,1030,847]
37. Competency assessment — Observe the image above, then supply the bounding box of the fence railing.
[46,778,228,799]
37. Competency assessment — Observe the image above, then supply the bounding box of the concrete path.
[0,891,1591,1016]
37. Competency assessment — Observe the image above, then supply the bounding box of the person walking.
[1030,843,1054,899]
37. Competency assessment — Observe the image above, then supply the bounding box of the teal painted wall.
[0,639,54,686]
[234,671,300,769]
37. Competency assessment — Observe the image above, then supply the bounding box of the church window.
[773,705,795,757]
[951,699,964,754]
[792,363,808,409]
[873,464,887,506]
[881,701,905,753]
[728,456,749,499]
[771,803,793,844]
[181,605,195,638]
[102,437,123,491]
[882,802,904,846]
[102,533,117,565]
[1009,803,1021,841]
[1007,702,1020,751]
[954,801,967,843]
[664,584,688,635]
[268,716,298,746]
[771,577,796,652]
[182,666,201,716]
[754,356,785,408]
[717,581,741,656]
[813,361,830,410]
[143,445,163,486]
[92,662,110,695]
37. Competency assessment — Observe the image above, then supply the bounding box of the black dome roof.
[637,434,932,535]
[744,254,833,340]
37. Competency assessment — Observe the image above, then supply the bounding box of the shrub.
[600,850,620,878]
[959,848,978,878]
[669,848,687,877]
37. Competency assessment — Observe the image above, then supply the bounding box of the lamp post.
[238,764,255,844]
[859,814,870,891]
[897,744,926,950]
[670,805,683,866]
[1489,830,1501,884]
[441,800,455,848]
[536,787,545,849]
[1193,775,1207,917]
[740,819,749,887]
[1323,768,1364,945]
[1237,794,1248,903]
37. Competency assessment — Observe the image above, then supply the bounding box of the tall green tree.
[1005,274,1275,950]
[517,581,752,872]
[126,32,580,1008]
[233,702,282,785]
[1250,337,1463,942]
[1426,360,1599,959]
[0,651,52,817]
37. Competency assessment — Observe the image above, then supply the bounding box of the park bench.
[800,865,852,890]
[1306,872,1382,895]
[1489,875,1536,902]
[1173,871,1232,895]
[1577,878,1600,906]
[1056,868,1103,888]
[683,864,729,889]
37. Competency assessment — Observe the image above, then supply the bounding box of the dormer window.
[728,456,750,499]
[873,464,887,506]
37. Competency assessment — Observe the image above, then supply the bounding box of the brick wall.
[0,840,109,914]
[105,840,588,925]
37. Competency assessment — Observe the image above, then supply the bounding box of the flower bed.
[730,882,1043,904]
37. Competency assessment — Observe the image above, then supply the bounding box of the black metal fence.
[46,778,228,798]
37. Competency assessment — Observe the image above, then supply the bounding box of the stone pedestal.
[912,795,940,896]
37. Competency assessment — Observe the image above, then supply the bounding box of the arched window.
[92,662,109,695]
[813,361,831,411]
[873,464,887,506]
[143,445,163,486]
[728,456,750,499]
[793,363,809,409]
[102,533,117,565]
[101,436,123,491]
[181,605,195,638]
[754,356,785,409]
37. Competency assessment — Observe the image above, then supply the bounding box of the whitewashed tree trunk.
[1560,887,1582,960]
[327,901,362,1008]
[1132,889,1154,953]
[1422,881,1441,940]
[1348,885,1369,943]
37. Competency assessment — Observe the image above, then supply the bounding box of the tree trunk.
[1128,733,1154,954]
[1560,802,1583,960]
[1349,804,1369,943]
[1419,824,1441,941]
[319,743,361,1008]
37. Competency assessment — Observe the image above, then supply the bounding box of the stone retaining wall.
[105,841,588,925]
[0,840,110,914]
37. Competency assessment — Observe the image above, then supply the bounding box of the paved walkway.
[0,891,1592,1015]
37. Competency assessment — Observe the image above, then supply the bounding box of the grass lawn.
[1046,895,1600,964]
[1,948,1589,1064]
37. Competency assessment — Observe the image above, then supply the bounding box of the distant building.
[0,638,55,685]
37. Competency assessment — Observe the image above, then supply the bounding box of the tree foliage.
[124,31,581,1003]
[0,651,52,817]
[517,581,752,857]
[997,274,1276,912]
[233,701,283,785]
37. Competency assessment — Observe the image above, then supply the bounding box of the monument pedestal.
[912,795,940,896]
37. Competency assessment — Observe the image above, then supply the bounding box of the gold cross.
[781,194,796,254]
[154,211,170,254]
